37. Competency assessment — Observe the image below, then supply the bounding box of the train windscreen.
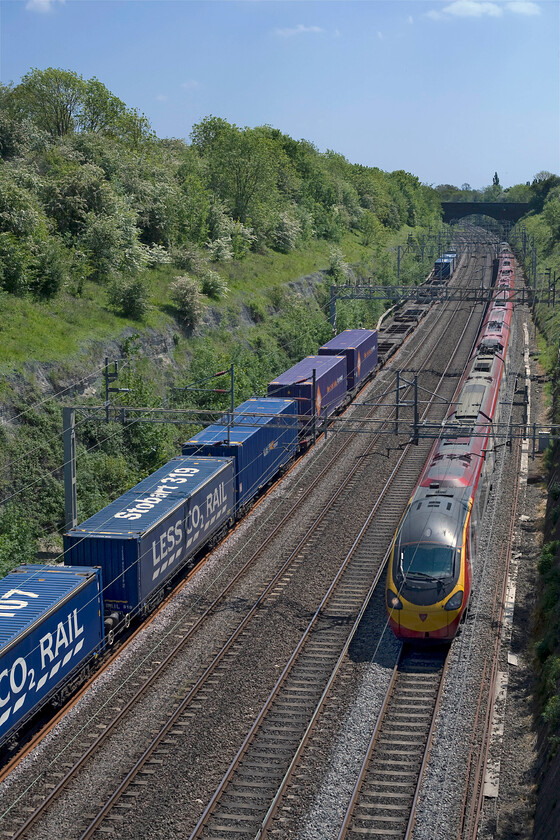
[398,543,456,579]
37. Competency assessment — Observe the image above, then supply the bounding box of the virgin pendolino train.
[386,245,515,642]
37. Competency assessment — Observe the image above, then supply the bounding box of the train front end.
[386,496,471,642]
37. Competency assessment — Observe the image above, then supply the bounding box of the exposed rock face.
[1,272,328,417]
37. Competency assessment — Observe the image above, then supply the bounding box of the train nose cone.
[419,614,428,621]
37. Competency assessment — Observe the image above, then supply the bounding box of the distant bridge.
[441,201,530,224]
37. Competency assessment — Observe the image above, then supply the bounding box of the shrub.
[206,236,233,262]
[0,232,31,294]
[171,245,205,272]
[108,275,150,319]
[538,541,559,576]
[31,236,69,298]
[230,221,256,259]
[543,695,560,731]
[271,211,301,253]
[328,247,350,284]
[200,267,228,299]
[144,243,171,266]
[170,274,205,328]
[0,503,37,578]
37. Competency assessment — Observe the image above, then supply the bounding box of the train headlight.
[444,590,464,611]
[387,590,403,610]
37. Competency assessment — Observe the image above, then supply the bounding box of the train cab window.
[399,544,455,579]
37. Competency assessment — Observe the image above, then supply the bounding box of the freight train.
[0,329,380,749]
[385,247,515,641]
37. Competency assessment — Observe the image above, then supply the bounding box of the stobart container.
[318,329,378,390]
[0,564,104,746]
[182,397,297,509]
[64,457,234,615]
[267,355,347,426]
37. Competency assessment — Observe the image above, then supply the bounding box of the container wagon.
[318,329,378,391]
[267,355,347,433]
[182,397,298,510]
[0,564,104,747]
[64,457,234,617]
[443,252,457,273]
[434,257,453,280]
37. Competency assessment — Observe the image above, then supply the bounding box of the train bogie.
[0,565,104,747]
[64,457,234,616]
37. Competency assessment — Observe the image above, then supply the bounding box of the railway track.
[181,281,485,840]
[338,646,449,840]
[0,237,496,840]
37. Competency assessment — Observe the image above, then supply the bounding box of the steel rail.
[4,293,451,835]
[460,421,524,840]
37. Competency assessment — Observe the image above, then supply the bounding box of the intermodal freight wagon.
[318,329,378,390]
[0,565,104,745]
[267,355,347,427]
[64,457,234,615]
[182,397,298,509]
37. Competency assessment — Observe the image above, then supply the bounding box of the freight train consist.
[386,246,515,641]
[1,329,379,748]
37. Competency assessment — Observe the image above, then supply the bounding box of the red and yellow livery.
[386,246,515,641]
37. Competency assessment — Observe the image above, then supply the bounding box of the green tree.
[79,77,128,134]
[10,67,86,137]
[191,117,278,225]
[359,209,382,246]
[0,504,37,576]
[8,68,152,144]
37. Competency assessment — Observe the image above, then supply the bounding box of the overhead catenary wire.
[0,233,489,693]
[0,224,464,527]
[1,357,133,427]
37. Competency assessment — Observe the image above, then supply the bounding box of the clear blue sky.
[1,0,558,189]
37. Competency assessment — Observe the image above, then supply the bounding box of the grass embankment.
[513,211,560,754]
[0,228,420,371]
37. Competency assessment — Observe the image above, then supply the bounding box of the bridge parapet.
[441,202,530,224]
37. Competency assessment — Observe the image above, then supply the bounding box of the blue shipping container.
[0,564,104,745]
[182,398,297,509]
[443,252,457,272]
[64,457,234,615]
[434,258,452,279]
[267,355,347,424]
[318,329,378,390]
